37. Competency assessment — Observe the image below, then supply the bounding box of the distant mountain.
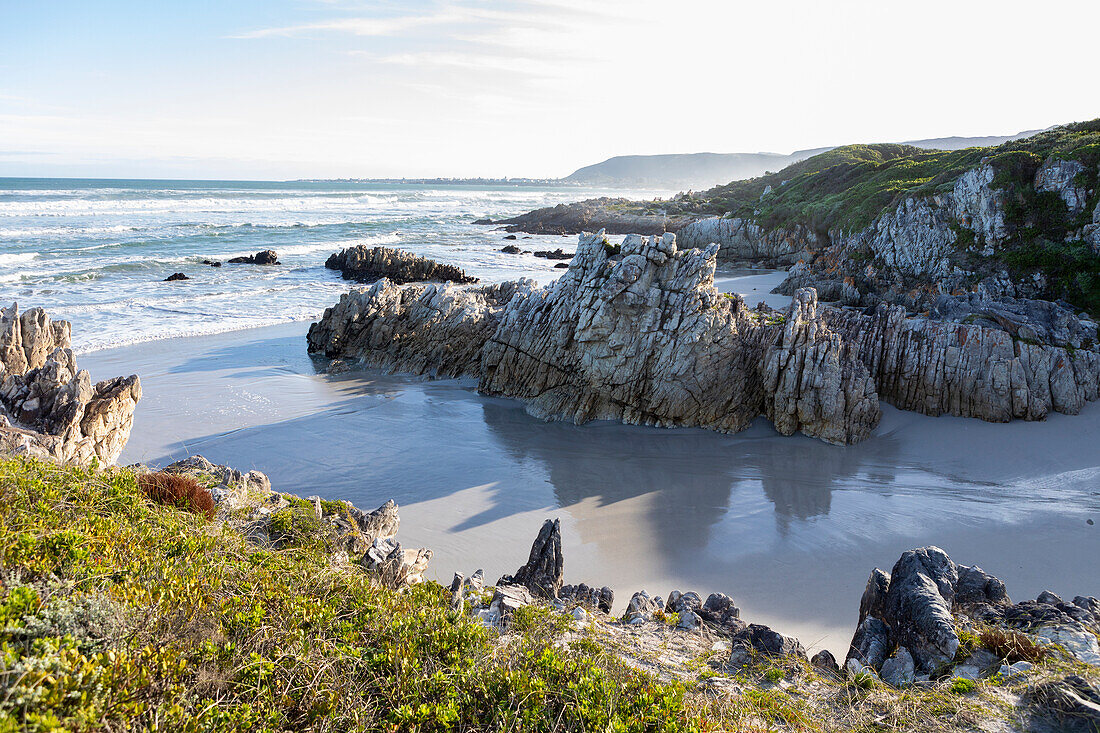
[565,130,1044,190]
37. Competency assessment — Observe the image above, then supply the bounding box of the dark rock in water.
[324,245,477,285]
[533,248,573,260]
[504,234,518,240]
[501,245,522,254]
[554,263,569,269]
[1030,675,1100,731]
[164,272,189,281]
[882,546,959,672]
[472,218,494,225]
[559,583,613,614]
[811,650,841,676]
[729,624,807,663]
[497,518,564,600]
[201,259,222,267]
[228,249,280,265]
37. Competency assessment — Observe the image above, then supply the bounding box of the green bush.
[0,457,710,732]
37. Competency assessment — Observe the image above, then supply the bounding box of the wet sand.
[81,283,1100,657]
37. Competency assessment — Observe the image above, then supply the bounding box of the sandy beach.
[81,300,1100,658]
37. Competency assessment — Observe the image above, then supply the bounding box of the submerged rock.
[0,303,140,465]
[308,232,881,445]
[324,245,477,285]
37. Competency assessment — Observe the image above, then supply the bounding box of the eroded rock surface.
[324,245,477,285]
[498,518,564,599]
[1,303,140,465]
[309,232,881,445]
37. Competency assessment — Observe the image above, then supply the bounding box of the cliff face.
[0,303,140,465]
[309,233,881,445]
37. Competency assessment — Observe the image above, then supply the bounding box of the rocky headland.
[0,303,140,464]
[324,244,478,284]
[309,233,881,445]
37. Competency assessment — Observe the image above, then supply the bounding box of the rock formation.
[0,303,140,465]
[309,232,881,445]
[164,455,431,587]
[495,197,692,236]
[228,250,280,265]
[324,245,477,284]
[498,518,564,599]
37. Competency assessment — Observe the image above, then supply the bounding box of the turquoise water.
[0,178,630,351]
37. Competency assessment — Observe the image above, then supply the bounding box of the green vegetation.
[0,457,708,732]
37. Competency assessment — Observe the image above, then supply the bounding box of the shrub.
[138,472,214,520]
[979,628,1047,664]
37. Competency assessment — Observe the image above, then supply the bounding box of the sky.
[1,0,1098,180]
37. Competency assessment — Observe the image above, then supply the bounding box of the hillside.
[562,130,1040,190]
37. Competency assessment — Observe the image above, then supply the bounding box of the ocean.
[0,178,634,351]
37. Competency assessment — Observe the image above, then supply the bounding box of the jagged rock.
[164,455,272,509]
[955,565,1010,607]
[624,591,661,624]
[488,585,533,625]
[677,609,701,631]
[879,647,916,687]
[228,250,280,265]
[729,624,807,663]
[345,498,401,544]
[501,245,522,254]
[0,304,140,465]
[823,301,1100,421]
[881,547,959,672]
[164,272,188,281]
[497,518,564,600]
[857,568,891,625]
[1037,590,1064,605]
[324,245,476,285]
[664,590,703,617]
[559,583,613,613]
[364,537,432,588]
[308,232,882,445]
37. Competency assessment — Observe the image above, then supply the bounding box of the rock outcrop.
[164,455,431,587]
[309,232,881,445]
[324,245,477,285]
[1,304,140,465]
[228,250,280,265]
[845,546,1100,682]
[497,518,564,599]
[495,197,693,236]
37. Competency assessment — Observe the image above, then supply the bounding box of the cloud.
[231,10,465,39]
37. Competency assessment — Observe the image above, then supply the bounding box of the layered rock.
[309,232,881,445]
[0,304,140,465]
[822,301,1100,420]
[497,518,564,599]
[325,245,477,285]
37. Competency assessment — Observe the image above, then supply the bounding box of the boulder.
[532,248,573,260]
[729,624,807,664]
[846,616,891,671]
[488,585,534,625]
[227,250,280,265]
[881,547,959,672]
[810,650,841,676]
[501,245,522,254]
[324,245,476,285]
[623,591,661,624]
[497,518,564,599]
[164,272,189,281]
[879,647,915,688]
[698,592,743,631]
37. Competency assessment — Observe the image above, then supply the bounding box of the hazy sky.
[2,0,1097,180]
